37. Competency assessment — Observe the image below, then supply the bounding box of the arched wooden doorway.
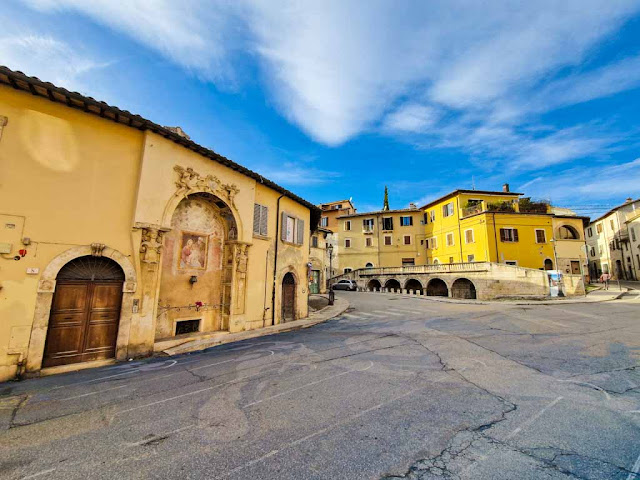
[544,259,553,270]
[43,256,124,367]
[282,273,296,322]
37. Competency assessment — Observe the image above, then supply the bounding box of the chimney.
[502,183,510,193]
[626,197,633,203]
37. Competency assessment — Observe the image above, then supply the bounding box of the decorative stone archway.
[384,278,402,292]
[26,245,137,372]
[275,266,301,325]
[367,279,382,291]
[426,278,448,297]
[451,278,477,299]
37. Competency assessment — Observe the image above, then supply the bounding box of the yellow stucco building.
[422,187,588,274]
[0,67,320,381]
[336,207,427,272]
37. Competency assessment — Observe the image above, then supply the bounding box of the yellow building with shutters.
[422,186,589,274]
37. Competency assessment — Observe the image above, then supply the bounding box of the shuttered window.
[500,228,519,242]
[253,204,268,236]
[281,212,305,245]
[465,229,474,243]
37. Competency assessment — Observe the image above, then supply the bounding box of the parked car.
[332,279,358,291]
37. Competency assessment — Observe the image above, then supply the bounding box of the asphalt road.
[1,292,639,480]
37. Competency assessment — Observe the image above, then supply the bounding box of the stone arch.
[275,266,301,325]
[426,278,448,297]
[557,224,580,240]
[367,279,382,291]
[451,278,477,299]
[404,278,424,295]
[365,262,374,268]
[26,245,137,373]
[162,188,243,242]
[544,258,554,270]
[384,278,402,292]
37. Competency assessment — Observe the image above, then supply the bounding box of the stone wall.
[336,262,586,299]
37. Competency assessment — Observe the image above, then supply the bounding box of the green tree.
[383,186,389,211]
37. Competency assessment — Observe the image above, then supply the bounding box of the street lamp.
[326,243,334,305]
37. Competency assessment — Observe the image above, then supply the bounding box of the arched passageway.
[282,273,296,322]
[426,278,448,297]
[367,279,382,291]
[451,278,477,299]
[43,256,124,367]
[405,279,423,295]
[544,259,553,270]
[385,279,402,292]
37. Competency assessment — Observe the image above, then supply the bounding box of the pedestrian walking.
[599,272,611,290]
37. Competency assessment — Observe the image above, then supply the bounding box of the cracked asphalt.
[1,291,639,480]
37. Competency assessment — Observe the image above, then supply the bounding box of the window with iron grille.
[253,204,268,236]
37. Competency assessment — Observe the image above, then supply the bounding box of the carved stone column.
[227,241,251,331]
[129,223,170,357]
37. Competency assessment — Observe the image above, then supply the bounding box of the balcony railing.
[359,262,490,276]
[461,204,484,218]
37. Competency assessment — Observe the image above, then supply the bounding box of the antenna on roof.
[471,176,476,190]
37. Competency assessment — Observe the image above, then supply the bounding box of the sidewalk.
[161,295,349,356]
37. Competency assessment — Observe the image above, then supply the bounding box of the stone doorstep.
[160,296,349,356]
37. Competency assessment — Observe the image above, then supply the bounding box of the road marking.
[626,450,640,480]
[21,468,57,479]
[372,310,403,316]
[363,312,386,318]
[190,350,274,371]
[215,385,425,478]
[557,379,611,400]
[61,384,128,401]
[113,368,279,417]
[241,362,373,408]
[505,396,563,440]
[341,313,362,319]
[396,309,427,314]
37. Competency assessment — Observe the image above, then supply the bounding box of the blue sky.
[4,1,640,217]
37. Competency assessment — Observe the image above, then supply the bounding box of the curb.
[161,296,349,356]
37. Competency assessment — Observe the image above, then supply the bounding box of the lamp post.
[327,243,334,305]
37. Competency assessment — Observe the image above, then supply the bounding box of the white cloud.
[16,0,640,159]
[382,104,439,133]
[255,162,340,187]
[0,34,106,90]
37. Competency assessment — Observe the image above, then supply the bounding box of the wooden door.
[282,273,296,322]
[570,261,581,275]
[310,270,320,294]
[43,280,122,367]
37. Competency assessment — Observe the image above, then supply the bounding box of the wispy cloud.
[0,33,109,91]
[255,162,340,187]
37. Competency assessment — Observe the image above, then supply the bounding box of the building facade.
[422,187,588,275]
[585,198,639,280]
[0,67,319,381]
[625,210,640,280]
[319,200,356,231]
[309,227,333,293]
[335,208,427,272]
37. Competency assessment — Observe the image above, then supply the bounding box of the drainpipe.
[456,198,464,262]
[271,195,285,326]
[492,213,499,263]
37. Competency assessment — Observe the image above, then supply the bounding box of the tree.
[383,186,389,211]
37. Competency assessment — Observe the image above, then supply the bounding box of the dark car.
[332,279,358,291]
